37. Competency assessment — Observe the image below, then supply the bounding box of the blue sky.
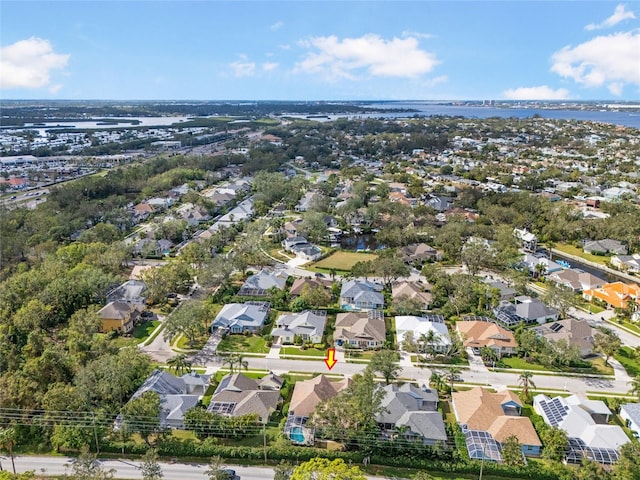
[1,1,639,100]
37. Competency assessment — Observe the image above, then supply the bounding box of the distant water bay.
[360,102,640,129]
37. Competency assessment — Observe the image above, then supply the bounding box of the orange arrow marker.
[324,348,337,370]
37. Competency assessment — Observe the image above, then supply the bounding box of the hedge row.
[99,438,571,479]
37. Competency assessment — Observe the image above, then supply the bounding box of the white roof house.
[620,403,640,439]
[534,394,629,464]
[211,302,270,334]
[395,316,451,352]
[271,310,327,345]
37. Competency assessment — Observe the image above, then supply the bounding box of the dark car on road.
[222,469,240,480]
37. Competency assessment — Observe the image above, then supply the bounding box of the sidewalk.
[266,344,281,359]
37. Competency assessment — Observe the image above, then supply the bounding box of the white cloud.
[229,55,256,77]
[422,75,448,88]
[295,34,439,80]
[262,62,279,72]
[0,37,69,89]
[48,84,63,94]
[270,21,284,31]
[503,85,571,100]
[550,31,640,95]
[401,30,433,40]
[585,4,636,30]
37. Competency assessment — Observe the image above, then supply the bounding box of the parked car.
[472,347,481,355]
[222,469,240,480]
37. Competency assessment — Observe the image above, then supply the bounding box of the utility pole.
[263,419,268,463]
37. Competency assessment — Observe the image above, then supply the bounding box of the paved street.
[8,455,396,480]
[196,352,632,397]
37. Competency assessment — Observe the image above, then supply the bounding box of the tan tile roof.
[392,282,432,305]
[289,375,352,417]
[456,321,517,349]
[334,312,386,343]
[453,387,540,446]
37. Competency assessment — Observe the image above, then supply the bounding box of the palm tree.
[0,426,17,474]
[429,371,444,393]
[534,262,547,279]
[168,353,192,375]
[223,354,237,374]
[519,371,536,400]
[223,354,248,374]
[445,367,462,395]
[235,354,248,372]
[628,375,640,402]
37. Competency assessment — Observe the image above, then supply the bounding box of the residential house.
[395,315,451,352]
[285,375,352,444]
[289,277,332,297]
[211,302,270,334]
[133,202,154,219]
[340,280,384,311]
[513,228,538,252]
[146,197,174,210]
[392,281,433,310]
[376,383,447,445]
[493,296,559,326]
[425,195,452,212]
[334,310,386,349]
[119,369,211,429]
[282,236,309,252]
[133,238,174,257]
[456,321,518,357]
[620,403,640,439]
[453,387,542,461]
[129,265,153,281]
[583,281,640,310]
[547,269,605,292]
[295,192,318,212]
[291,243,323,262]
[400,243,441,264]
[98,302,141,334]
[176,203,212,226]
[482,278,516,301]
[271,310,327,344]
[534,394,629,464]
[106,279,147,306]
[207,373,283,423]
[611,254,640,274]
[238,268,289,297]
[533,319,595,356]
[583,239,628,256]
[522,253,563,276]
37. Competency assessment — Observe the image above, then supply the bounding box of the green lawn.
[609,317,640,335]
[217,335,270,354]
[553,243,610,266]
[281,346,327,357]
[498,356,613,375]
[499,356,549,371]
[615,347,640,377]
[133,320,160,340]
[311,251,378,271]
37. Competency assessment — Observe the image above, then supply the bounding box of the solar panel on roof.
[209,402,236,415]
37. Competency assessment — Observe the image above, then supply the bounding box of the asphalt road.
[8,455,396,480]
[10,455,276,480]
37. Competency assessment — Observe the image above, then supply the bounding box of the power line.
[0,406,460,451]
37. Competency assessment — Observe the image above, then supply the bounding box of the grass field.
[553,243,610,266]
[615,347,640,377]
[217,335,270,354]
[133,320,160,340]
[312,251,378,271]
[281,346,327,357]
[499,355,613,375]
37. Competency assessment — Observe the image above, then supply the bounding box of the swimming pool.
[290,426,305,443]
